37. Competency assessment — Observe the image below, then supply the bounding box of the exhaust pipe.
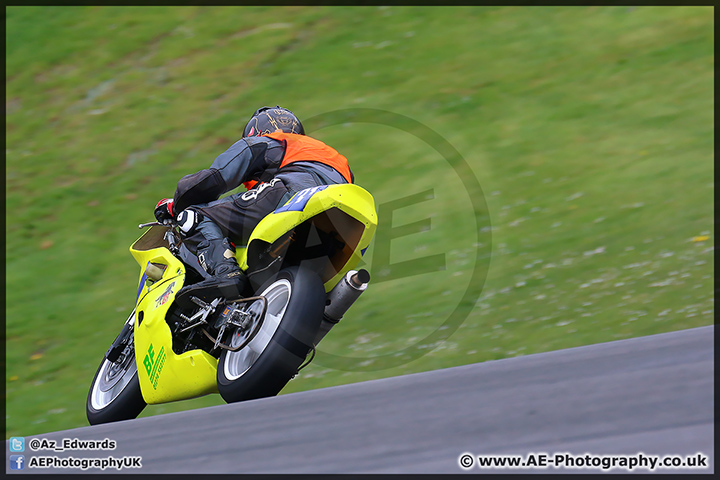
[314,269,370,346]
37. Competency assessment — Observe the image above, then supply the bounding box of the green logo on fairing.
[143,343,166,390]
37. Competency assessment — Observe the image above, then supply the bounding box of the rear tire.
[86,312,146,425]
[217,266,324,403]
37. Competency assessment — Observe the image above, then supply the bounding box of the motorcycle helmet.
[242,106,305,137]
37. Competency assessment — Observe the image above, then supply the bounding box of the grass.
[5,6,713,436]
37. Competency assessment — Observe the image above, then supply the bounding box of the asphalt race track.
[6,326,714,474]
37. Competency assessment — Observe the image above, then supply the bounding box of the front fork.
[105,310,136,363]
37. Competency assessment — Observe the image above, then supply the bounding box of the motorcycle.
[86,183,377,425]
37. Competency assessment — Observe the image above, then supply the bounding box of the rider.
[154,106,353,307]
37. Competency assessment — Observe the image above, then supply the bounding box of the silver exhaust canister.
[313,269,370,346]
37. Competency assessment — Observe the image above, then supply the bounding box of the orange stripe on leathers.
[243,132,353,190]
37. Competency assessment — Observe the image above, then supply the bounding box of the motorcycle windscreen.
[131,225,172,252]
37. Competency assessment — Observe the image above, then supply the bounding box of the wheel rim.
[223,278,292,381]
[90,313,138,411]
[227,298,266,350]
[90,344,137,411]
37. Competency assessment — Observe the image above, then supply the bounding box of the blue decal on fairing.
[136,262,150,302]
[274,185,328,213]
[361,247,368,256]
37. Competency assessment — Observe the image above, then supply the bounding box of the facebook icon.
[10,455,25,470]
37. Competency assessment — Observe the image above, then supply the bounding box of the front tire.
[217,266,324,403]
[86,312,146,425]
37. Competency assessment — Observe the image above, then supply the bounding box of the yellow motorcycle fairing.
[237,183,377,292]
[129,231,218,404]
[126,183,377,405]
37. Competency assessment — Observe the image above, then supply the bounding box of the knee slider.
[176,208,203,236]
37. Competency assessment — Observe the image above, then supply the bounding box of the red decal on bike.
[155,282,176,308]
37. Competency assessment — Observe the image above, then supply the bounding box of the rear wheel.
[217,266,324,403]
[86,311,146,425]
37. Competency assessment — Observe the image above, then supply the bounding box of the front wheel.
[86,311,146,425]
[217,266,324,403]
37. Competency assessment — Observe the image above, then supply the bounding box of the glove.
[154,198,175,225]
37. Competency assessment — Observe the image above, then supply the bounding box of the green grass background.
[5,6,713,437]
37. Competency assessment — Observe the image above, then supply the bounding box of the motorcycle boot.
[176,237,249,309]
